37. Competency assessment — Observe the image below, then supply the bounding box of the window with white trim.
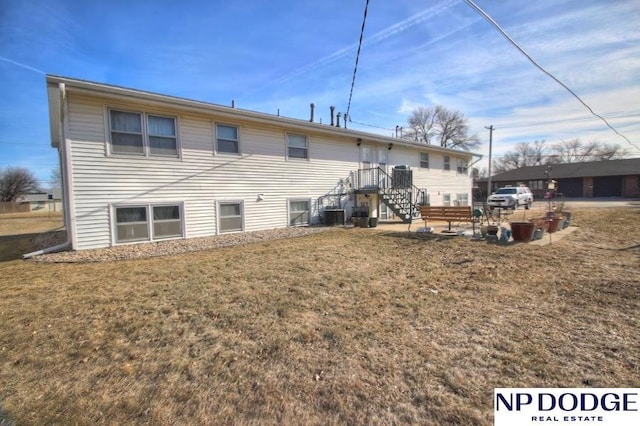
[289,200,310,226]
[153,205,182,239]
[109,109,178,157]
[443,193,451,206]
[114,204,183,243]
[216,124,239,154]
[219,202,243,233]
[456,159,468,174]
[420,152,429,168]
[455,193,469,206]
[443,155,450,171]
[287,133,308,159]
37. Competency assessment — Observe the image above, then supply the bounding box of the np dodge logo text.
[496,392,639,412]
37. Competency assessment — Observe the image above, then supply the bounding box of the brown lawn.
[0,208,638,425]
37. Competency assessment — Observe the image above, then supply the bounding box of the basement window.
[455,193,469,206]
[114,204,183,243]
[219,202,243,233]
[289,200,310,226]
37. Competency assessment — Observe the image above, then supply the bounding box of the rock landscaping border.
[29,227,336,263]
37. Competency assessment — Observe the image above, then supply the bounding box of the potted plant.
[509,204,536,242]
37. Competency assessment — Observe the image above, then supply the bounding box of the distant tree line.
[492,139,629,174]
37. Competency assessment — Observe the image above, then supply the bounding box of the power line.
[349,119,395,131]
[345,0,370,120]
[498,112,640,130]
[464,0,640,152]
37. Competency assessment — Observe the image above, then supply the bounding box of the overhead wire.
[345,0,370,122]
[463,0,640,152]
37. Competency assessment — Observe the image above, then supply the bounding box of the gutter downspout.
[23,82,75,259]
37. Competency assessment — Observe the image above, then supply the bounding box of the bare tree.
[493,138,629,173]
[549,139,629,163]
[50,167,62,189]
[0,167,40,202]
[403,105,481,151]
[493,140,548,174]
[405,106,437,144]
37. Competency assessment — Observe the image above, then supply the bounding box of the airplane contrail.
[0,56,45,75]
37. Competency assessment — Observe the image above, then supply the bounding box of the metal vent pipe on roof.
[330,106,335,126]
[336,112,342,128]
[310,103,315,122]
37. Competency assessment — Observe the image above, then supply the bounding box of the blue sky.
[1,0,639,188]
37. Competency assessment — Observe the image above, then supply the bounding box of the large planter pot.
[369,217,378,228]
[546,216,564,233]
[359,217,370,228]
[510,221,536,242]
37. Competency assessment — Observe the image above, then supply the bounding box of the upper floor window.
[456,159,468,174]
[420,152,429,169]
[216,124,239,154]
[443,155,450,171]
[109,109,178,157]
[287,134,308,159]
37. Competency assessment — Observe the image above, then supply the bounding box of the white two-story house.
[46,75,479,251]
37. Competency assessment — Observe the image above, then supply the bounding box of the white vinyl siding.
[289,199,310,226]
[219,202,243,233]
[287,133,308,159]
[114,203,183,244]
[215,123,239,154]
[61,92,473,250]
[108,108,178,157]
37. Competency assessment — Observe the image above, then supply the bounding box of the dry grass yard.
[0,208,639,425]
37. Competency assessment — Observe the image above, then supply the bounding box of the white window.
[443,193,451,206]
[420,153,429,169]
[219,202,243,233]
[287,134,308,159]
[289,200,310,226]
[216,124,239,154]
[110,110,143,154]
[443,155,450,171]
[109,109,178,157]
[455,193,469,206]
[152,205,182,239]
[114,204,183,243]
[456,159,468,174]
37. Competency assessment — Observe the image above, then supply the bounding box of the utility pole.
[485,125,494,197]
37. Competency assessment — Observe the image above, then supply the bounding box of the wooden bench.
[419,206,473,231]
